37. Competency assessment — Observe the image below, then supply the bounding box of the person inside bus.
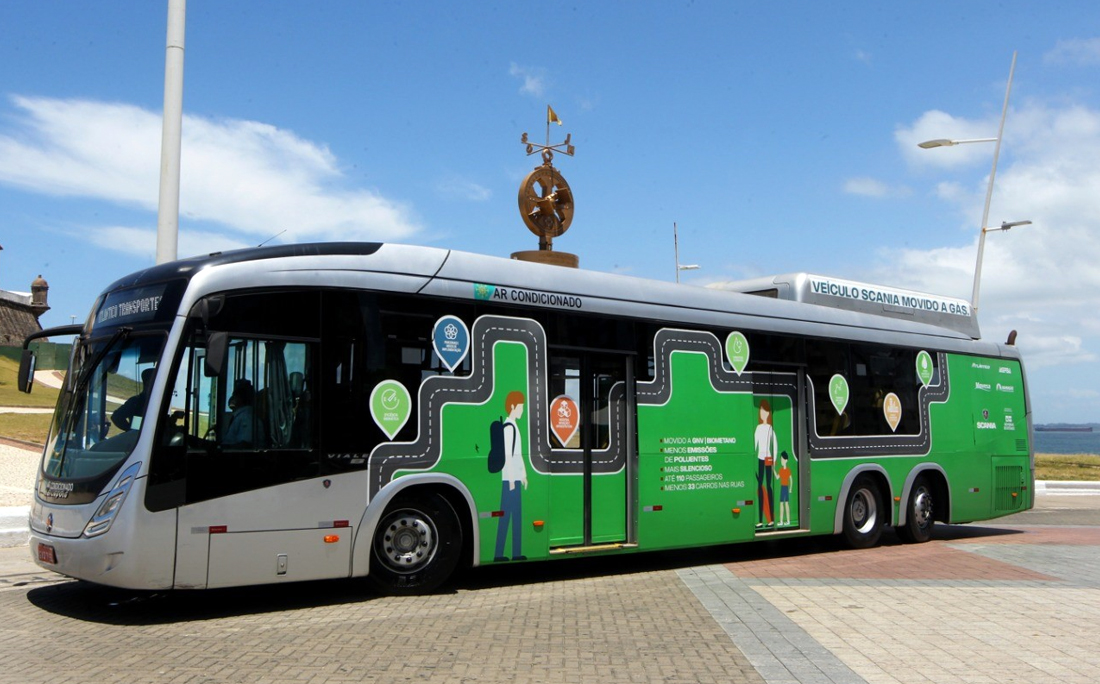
[111,368,155,432]
[222,379,255,448]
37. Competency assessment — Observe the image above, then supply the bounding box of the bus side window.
[217,337,318,478]
[807,340,853,436]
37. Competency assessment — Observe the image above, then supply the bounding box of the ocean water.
[1034,430,1100,456]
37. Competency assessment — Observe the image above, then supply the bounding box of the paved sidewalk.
[1,523,1097,683]
[683,526,1100,684]
[1,428,1098,683]
[0,443,38,547]
[0,443,37,506]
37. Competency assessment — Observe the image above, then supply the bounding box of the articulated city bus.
[19,243,1033,594]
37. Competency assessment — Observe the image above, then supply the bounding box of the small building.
[0,255,50,347]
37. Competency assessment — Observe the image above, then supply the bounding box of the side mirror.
[205,332,227,378]
[17,350,36,393]
[196,295,225,325]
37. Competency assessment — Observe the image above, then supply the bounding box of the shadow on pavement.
[25,523,1027,625]
[26,576,378,625]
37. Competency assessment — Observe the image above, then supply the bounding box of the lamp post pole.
[971,50,1017,315]
[918,51,1019,318]
[156,0,186,265]
[674,222,680,283]
[673,222,699,283]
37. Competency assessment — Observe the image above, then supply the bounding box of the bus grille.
[994,464,1024,512]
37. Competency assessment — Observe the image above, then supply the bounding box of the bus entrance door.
[546,353,633,550]
[752,368,807,534]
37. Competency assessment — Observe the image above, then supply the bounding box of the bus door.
[546,352,634,549]
[752,368,808,532]
[156,317,336,589]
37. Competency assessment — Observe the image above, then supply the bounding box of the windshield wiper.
[73,327,132,395]
[49,327,133,476]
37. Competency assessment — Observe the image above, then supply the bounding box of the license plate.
[37,543,57,565]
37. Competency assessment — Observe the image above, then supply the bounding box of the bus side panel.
[404,341,553,564]
[939,354,1031,521]
[954,354,1029,519]
[804,353,1032,533]
[636,352,775,549]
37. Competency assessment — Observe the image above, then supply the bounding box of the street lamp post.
[917,138,996,149]
[673,222,699,283]
[156,0,186,265]
[918,51,1025,318]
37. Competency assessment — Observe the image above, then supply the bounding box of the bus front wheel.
[842,476,883,549]
[368,492,462,595]
[896,476,935,544]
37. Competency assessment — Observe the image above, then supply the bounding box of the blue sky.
[1,2,1098,423]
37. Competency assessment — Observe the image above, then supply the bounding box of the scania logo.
[46,513,53,533]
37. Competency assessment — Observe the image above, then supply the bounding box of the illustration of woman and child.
[754,398,795,528]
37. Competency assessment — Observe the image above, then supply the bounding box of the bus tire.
[842,475,883,549]
[896,476,935,544]
[367,492,462,595]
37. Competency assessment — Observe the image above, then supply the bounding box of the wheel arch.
[351,474,479,579]
[832,464,895,535]
[897,464,951,526]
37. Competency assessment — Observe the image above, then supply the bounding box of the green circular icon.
[370,379,411,440]
[828,374,849,415]
[725,331,750,376]
[916,351,934,386]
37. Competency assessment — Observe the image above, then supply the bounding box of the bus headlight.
[84,462,141,538]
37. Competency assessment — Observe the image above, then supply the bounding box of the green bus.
[21,243,1033,594]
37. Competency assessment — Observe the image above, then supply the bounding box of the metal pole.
[971,51,1016,316]
[674,222,681,283]
[156,0,186,265]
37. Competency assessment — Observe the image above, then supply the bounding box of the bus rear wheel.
[842,475,883,549]
[896,476,935,544]
[368,492,462,595]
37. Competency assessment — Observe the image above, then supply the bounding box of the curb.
[1036,480,1100,495]
[0,506,30,549]
[0,436,44,451]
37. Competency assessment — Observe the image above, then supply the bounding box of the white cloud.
[1064,388,1100,400]
[1044,37,1100,66]
[1006,330,1095,369]
[85,226,253,260]
[843,177,911,198]
[435,175,492,202]
[0,95,422,248]
[844,177,888,197]
[509,63,547,98]
[876,101,1100,382]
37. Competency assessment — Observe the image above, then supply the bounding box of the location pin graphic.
[916,351,934,386]
[883,392,902,432]
[829,374,849,416]
[549,395,579,446]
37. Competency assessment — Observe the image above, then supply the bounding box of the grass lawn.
[1035,452,1100,481]
[0,356,60,444]
[0,412,52,445]
[0,356,61,408]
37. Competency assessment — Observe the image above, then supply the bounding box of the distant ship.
[1035,426,1094,432]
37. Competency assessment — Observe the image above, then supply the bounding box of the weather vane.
[512,105,578,268]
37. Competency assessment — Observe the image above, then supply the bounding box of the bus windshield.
[43,330,167,483]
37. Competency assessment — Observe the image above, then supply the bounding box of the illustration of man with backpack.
[489,390,528,561]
